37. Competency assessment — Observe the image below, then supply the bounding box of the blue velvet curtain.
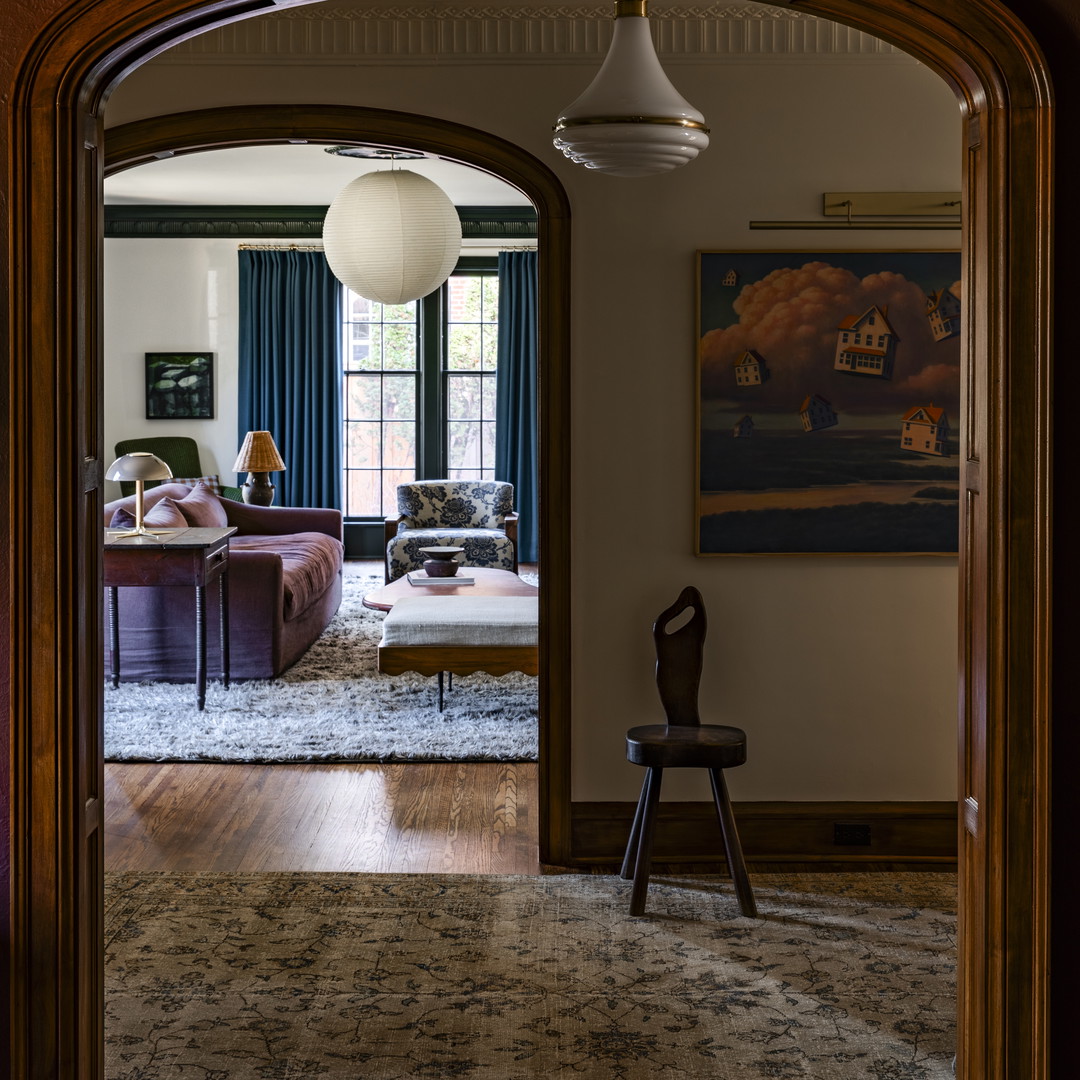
[237,249,342,508]
[494,251,539,564]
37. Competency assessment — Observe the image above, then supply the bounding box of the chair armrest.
[222,499,343,541]
[503,512,519,573]
[384,515,404,582]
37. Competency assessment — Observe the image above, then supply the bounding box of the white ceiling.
[103,142,532,207]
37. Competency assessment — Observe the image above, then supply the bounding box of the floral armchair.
[384,480,518,582]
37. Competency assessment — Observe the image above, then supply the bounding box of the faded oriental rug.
[104,870,956,1079]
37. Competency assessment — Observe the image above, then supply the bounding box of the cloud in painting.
[700,262,961,419]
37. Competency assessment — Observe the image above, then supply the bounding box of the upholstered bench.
[378,595,539,709]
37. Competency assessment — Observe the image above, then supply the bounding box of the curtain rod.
[237,242,324,250]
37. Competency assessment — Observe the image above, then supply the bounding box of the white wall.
[104,238,247,498]
[104,8,961,803]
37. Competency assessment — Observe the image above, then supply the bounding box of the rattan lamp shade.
[322,170,462,305]
[232,431,286,474]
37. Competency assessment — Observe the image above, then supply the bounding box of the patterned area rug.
[104,563,538,763]
[104,871,956,1079]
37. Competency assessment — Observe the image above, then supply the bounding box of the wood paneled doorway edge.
[2,1,1049,1077]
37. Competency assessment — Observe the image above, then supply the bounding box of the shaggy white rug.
[104,563,539,763]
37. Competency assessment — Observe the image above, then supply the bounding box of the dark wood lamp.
[232,430,286,506]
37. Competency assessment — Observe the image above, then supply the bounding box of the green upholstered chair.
[113,436,242,501]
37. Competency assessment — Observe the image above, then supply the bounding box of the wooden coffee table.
[365,568,539,710]
[362,566,538,611]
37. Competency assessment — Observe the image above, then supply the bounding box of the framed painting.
[696,250,961,555]
[145,352,215,419]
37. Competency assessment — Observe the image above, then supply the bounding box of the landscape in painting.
[697,251,961,555]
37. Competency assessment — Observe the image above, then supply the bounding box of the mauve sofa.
[103,482,344,681]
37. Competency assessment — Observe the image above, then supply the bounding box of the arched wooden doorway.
[3,2,1051,1078]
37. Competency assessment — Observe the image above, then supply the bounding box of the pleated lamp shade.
[553,0,710,177]
[322,170,463,305]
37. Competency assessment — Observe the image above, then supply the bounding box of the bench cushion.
[380,596,538,647]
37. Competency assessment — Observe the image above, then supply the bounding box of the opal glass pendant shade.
[553,0,709,177]
[322,169,462,304]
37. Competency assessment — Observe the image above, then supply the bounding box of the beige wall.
[105,5,961,803]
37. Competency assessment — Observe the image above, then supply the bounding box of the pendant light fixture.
[553,0,709,177]
[322,166,462,305]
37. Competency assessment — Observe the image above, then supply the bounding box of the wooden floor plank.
[104,761,541,874]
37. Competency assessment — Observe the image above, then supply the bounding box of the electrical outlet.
[833,822,872,846]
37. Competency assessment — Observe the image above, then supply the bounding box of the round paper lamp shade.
[553,7,709,177]
[322,170,463,305]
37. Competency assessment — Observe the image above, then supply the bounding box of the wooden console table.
[104,526,236,710]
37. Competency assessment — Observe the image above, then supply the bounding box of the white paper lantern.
[553,0,709,178]
[322,169,462,304]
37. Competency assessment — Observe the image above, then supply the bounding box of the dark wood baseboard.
[569,800,958,868]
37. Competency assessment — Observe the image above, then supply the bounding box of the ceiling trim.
[154,4,909,65]
[103,204,538,239]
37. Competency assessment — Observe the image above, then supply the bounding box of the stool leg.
[438,671,444,712]
[709,768,757,918]
[620,773,649,880]
[629,767,663,916]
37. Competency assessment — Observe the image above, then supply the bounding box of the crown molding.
[104,204,538,239]
[156,3,907,64]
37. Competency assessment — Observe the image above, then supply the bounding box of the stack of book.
[407,570,476,586]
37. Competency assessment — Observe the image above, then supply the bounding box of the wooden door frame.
[103,103,573,872]
[3,0,1050,1077]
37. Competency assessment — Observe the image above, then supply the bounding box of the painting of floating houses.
[734,349,769,387]
[900,404,950,456]
[697,250,961,555]
[834,305,899,378]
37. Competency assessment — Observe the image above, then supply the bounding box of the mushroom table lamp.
[105,452,175,538]
[232,430,286,506]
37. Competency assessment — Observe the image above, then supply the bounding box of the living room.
[101,0,961,871]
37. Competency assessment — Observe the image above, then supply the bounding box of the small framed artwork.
[145,352,214,420]
[697,250,962,556]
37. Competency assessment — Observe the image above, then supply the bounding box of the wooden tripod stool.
[621,585,757,918]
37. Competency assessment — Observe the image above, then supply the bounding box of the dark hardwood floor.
[104,762,541,874]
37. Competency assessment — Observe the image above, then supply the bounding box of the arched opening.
[102,103,570,869]
[2,1,1051,1077]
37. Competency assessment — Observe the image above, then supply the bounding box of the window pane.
[482,419,496,467]
[384,469,413,517]
[447,375,483,420]
[346,421,380,468]
[448,324,482,371]
[481,326,499,371]
[383,375,416,420]
[449,275,483,320]
[346,470,380,518]
[345,375,381,421]
[482,277,499,322]
[448,420,482,469]
[347,290,375,321]
[383,421,416,469]
[448,468,483,483]
[382,323,417,370]
[482,375,497,420]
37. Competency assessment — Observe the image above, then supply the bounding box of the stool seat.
[626,724,747,770]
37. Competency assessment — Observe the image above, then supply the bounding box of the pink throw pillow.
[177,481,229,528]
[110,496,186,530]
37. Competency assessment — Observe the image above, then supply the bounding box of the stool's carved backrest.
[653,585,706,728]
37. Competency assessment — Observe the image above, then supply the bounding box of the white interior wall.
[104,19,962,803]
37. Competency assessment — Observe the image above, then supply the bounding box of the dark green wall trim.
[104,204,538,240]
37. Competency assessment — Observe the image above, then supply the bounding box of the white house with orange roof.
[733,414,754,438]
[925,286,961,341]
[800,394,838,432]
[834,305,899,378]
[900,404,950,456]
[733,349,768,387]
